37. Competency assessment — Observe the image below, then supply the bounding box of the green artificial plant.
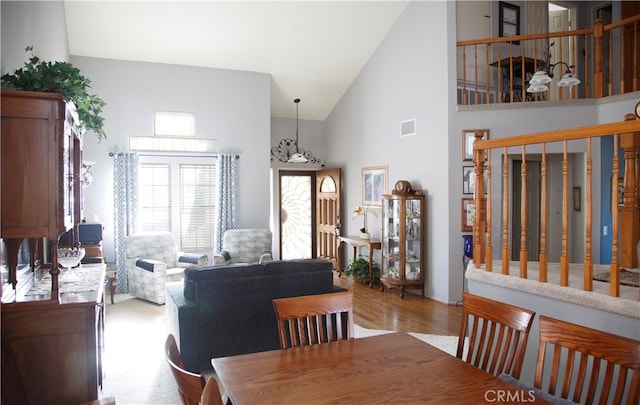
[1,46,106,141]
[345,256,380,285]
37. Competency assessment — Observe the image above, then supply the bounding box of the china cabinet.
[1,90,102,404]
[380,183,425,298]
[1,90,83,287]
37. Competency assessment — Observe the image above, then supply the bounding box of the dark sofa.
[165,259,345,373]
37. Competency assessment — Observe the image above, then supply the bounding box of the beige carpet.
[103,294,459,405]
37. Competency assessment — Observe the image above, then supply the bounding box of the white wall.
[0,1,69,74]
[324,1,454,303]
[71,56,271,261]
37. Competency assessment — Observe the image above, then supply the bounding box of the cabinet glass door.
[382,197,400,280]
[404,198,421,281]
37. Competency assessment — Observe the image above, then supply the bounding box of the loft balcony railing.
[470,115,640,301]
[457,16,640,106]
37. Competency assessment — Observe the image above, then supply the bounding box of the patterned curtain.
[214,154,239,251]
[113,152,139,292]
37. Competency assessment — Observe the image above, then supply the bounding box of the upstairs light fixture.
[271,98,322,165]
[527,61,581,93]
[526,40,580,94]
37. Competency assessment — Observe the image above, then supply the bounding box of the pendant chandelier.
[271,98,322,165]
[527,40,580,94]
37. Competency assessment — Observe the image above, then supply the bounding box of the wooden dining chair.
[534,315,640,405]
[165,334,223,405]
[201,376,225,405]
[272,291,354,349]
[457,292,535,379]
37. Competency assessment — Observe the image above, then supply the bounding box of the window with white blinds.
[139,163,172,232]
[179,164,216,252]
[138,156,217,254]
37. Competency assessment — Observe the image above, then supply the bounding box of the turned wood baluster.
[560,141,569,286]
[462,49,467,105]
[519,146,528,279]
[502,147,510,275]
[584,137,593,292]
[474,44,479,105]
[485,150,493,271]
[611,134,620,297]
[485,44,490,101]
[539,144,548,283]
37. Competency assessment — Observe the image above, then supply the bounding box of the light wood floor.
[333,273,463,336]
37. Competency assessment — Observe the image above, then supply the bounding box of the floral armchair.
[124,231,208,304]
[213,228,273,265]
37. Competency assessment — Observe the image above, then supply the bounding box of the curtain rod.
[108,152,239,159]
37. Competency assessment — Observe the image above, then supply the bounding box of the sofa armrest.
[177,252,209,268]
[136,258,166,275]
[213,250,231,265]
[259,250,273,264]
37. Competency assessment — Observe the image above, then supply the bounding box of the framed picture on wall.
[499,2,520,44]
[462,129,490,161]
[461,198,476,232]
[362,166,388,206]
[463,166,488,195]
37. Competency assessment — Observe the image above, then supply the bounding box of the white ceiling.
[64,1,409,121]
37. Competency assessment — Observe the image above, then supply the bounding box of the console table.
[338,235,382,287]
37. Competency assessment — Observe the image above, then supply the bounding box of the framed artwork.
[463,166,488,195]
[573,186,581,212]
[499,2,520,44]
[362,166,388,206]
[462,129,490,161]
[617,177,624,206]
[461,198,476,232]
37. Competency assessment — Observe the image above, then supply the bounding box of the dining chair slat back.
[165,334,223,405]
[273,291,354,349]
[534,315,640,405]
[457,293,535,379]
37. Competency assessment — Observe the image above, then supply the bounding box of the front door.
[316,168,342,269]
[279,171,315,260]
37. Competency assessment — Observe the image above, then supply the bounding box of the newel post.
[619,113,640,268]
[593,18,604,98]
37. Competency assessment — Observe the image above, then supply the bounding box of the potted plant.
[1,46,106,141]
[345,256,380,285]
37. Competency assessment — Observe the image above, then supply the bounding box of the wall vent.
[400,119,416,137]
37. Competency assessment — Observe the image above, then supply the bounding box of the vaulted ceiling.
[64,1,409,120]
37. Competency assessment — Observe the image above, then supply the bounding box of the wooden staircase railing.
[472,115,640,300]
[457,16,640,105]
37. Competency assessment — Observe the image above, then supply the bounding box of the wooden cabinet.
[1,264,106,405]
[1,90,100,404]
[380,186,425,298]
[1,90,83,286]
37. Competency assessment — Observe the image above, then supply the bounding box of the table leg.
[110,277,116,304]
[368,248,374,288]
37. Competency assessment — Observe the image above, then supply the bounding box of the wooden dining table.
[213,332,551,404]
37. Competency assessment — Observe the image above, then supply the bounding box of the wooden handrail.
[474,121,640,151]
